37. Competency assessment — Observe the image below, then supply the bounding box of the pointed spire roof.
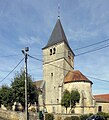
[43,19,70,49]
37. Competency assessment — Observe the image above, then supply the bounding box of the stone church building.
[35,19,109,114]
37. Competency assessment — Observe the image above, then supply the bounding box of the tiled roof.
[94,94,109,103]
[64,70,92,84]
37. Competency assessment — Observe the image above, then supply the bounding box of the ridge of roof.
[64,70,93,84]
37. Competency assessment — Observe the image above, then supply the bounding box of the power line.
[29,55,71,71]
[1,38,109,58]
[31,38,109,57]
[75,44,109,57]
[30,43,109,58]
[0,57,24,83]
[28,55,109,83]
[73,38,109,51]
[28,55,43,62]
[86,76,109,83]
[1,41,108,59]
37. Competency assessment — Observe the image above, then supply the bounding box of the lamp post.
[22,47,29,120]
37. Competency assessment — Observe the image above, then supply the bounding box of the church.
[35,18,109,114]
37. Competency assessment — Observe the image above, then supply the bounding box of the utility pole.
[22,47,29,120]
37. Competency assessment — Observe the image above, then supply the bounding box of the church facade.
[35,19,109,114]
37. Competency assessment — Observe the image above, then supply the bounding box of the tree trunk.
[66,107,67,113]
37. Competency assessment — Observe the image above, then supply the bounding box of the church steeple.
[43,19,68,47]
[42,19,75,113]
[43,19,74,55]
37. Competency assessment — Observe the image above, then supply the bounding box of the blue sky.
[0,0,109,94]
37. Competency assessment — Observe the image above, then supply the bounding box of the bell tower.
[42,19,75,113]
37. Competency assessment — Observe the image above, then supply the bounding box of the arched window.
[50,49,52,55]
[53,48,56,54]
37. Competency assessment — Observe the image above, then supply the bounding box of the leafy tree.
[61,89,80,113]
[61,89,70,113]
[11,70,38,110]
[0,85,13,109]
[70,90,80,109]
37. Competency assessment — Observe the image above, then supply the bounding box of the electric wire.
[75,44,109,57]
[31,41,109,58]
[28,55,71,71]
[0,38,109,58]
[31,39,109,57]
[1,38,109,83]
[73,38,109,51]
[0,57,24,83]
[86,76,109,83]
[28,55,109,83]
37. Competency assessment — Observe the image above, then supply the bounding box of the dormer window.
[50,49,52,55]
[53,48,56,54]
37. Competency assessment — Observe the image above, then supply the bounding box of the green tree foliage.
[71,116,80,120]
[11,70,38,109]
[97,112,109,119]
[61,89,70,113]
[70,90,80,109]
[0,85,13,109]
[45,113,54,120]
[61,89,80,113]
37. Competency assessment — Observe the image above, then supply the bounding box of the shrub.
[97,112,109,120]
[71,116,80,120]
[64,117,72,120]
[45,113,54,120]
[80,114,89,120]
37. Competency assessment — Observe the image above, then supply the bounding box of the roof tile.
[94,94,109,102]
[64,70,92,84]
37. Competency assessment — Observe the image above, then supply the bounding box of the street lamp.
[22,47,29,120]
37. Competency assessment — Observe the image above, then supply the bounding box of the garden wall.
[0,109,37,120]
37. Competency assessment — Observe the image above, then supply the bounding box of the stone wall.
[64,82,95,114]
[0,109,37,120]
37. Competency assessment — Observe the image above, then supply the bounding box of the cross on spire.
[58,0,60,19]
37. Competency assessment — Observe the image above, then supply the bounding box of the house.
[94,94,109,113]
[34,18,109,114]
